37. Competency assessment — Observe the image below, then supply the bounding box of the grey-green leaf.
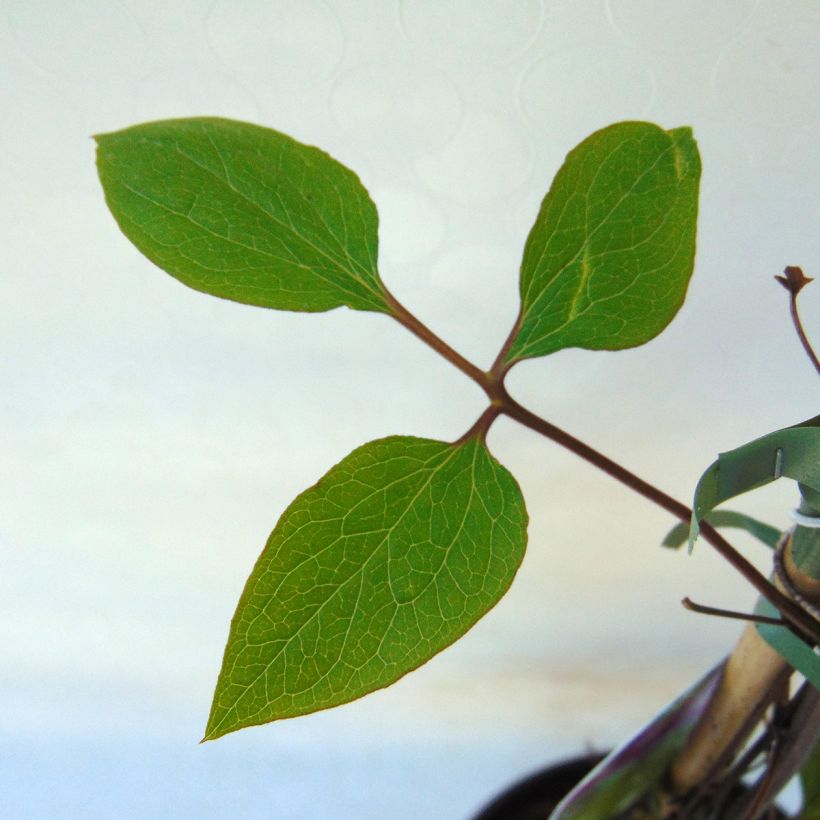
[688,416,820,551]
[755,597,820,690]
[205,435,528,740]
[662,510,781,550]
[506,122,700,363]
[95,117,390,314]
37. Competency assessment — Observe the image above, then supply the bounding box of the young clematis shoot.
[96,116,819,817]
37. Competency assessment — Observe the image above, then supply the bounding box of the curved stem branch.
[775,266,820,376]
[497,385,820,643]
[455,405,502,445]
[681,597,786,626]
[385,290,493,395]
[382,294,820,640]
[789,291,820,376]
[489,311,522,378]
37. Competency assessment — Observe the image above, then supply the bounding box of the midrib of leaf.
[208,442,472,737]
[255,446,458,607]
[386,446,479,603]
[135,135,386,308]
[519,138,677,331]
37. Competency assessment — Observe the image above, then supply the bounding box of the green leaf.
[506,121,700,363]
[95,117,391,314]
[662,510,781,550]
[205,435,528,740]
[799,740,820,819]
[688,416,820,551]
[755,597,820,690]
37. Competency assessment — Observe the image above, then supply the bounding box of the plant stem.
[775,267,820,376]
[681,597,785,626]
[489,311,522,377]
[386,292,820,641]
[385,291,493,396]
[731,682,820,820]
[497,385,820,641]
[670,624,792,804]
[455,405,502,444]
[789,291,820,375]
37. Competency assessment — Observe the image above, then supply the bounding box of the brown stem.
[489,310,523,377]
[681,597,786,626]
[673,683,783,818]
[496,384,820,642]
[775,266,820,375]
[385,290,494,396]
[383,293,820,641]
[455,405,502,445]
[788,292,820,375]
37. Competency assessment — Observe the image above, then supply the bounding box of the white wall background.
[1,1,818,817]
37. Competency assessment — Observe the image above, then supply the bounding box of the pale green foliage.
[205,436,527,740]
[507,122,700,362]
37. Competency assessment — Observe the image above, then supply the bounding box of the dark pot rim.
[469,752,792,820]
[470,752,605,820]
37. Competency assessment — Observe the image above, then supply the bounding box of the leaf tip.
[667,124,693,138]
[200,717,233,743]
[200,721,227,743]
[199,725,231,743]
[202,704,236,743]
[91,128,117,146]
[660,523,685,549]
[666,125,701,182]
[686,523,699,555]
[665,125,696,154]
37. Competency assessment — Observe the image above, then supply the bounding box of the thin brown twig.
[789,293,820,374]
[681,597,786,626]
[454,405,501,445]
[385,290,494,395]
[496,384,820,643]
[775,266,820,376]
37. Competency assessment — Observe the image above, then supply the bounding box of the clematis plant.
[96,117,819,818]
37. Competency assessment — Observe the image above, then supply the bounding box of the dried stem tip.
[775,265,813,296]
